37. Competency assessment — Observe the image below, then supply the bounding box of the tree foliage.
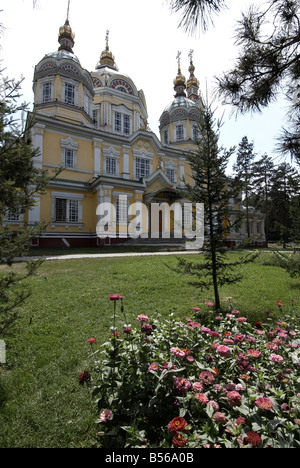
[0,73,60,337]
[172,105,257,310]
[168,0,227,33]
[169,0,300,163]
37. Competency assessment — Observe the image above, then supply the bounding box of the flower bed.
[80,297,300,448]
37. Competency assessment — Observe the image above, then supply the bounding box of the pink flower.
[205,302,214,307]
[213,412,227,425]
[148,363,159,371]
[234,334,245,343]
[193,382,204,392]
[271,353,284,363]
[254,397,275,411]
[186,355,195,362]
[207,400,219,412]
[237,317,247,322]
[86,337,96,345]
[100,409,113,422]
[109,294,121,301]
[174,377,191,394]
[170,347,186,358]
[217,345,231,357]
[226,391,242,407]
[266,342,278,350]
[137,314,149,323]
[223,338,234,344]
[192,307,201,311]
[199,370,215,385]
[247,349,261,358]
[196,393,209,404]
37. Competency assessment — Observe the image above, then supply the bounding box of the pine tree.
[172,105,257,311]
[252,154,274,248]
[268,163,300,246]
[0,74,60,337]
[233,136,255,239]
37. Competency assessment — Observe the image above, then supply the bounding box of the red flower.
[168,416,187,434]
[78,370,91,385]
[172,432,187,448]
[86,337,96,344]
[109,294,121,301]
[110,331,120,339]
[244,432,262,447]
[276,300,284,308]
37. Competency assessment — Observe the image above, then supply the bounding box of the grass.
[0,251,299,448]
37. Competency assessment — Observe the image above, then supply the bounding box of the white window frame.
[103,146,121,177]
[192,124,200,142]
[39,76,54,104]
[61,137,79,169]
[106,157,117,175]
[62,78,79,106]
[51,192,83,227]
[112,105,132,136]
[135,157,150,179]
[165,159,177,184]
[175,123,185,141]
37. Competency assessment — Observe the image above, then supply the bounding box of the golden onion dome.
[99,46,116,68]
[187,60,199,87]
[58,19,75,53]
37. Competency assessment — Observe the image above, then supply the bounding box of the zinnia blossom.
[196,393,209,404]
[174,377,191,394]
[100,409,113,422]
[199,370,215,385]
[168,416,187,433]
[244,432,262,447]
[276,300,284,307]
[226,391,242,407]
[247,349,261,358]
[148,363,159,371]
[217,345,231,357]
[109,294,121,301]
[271,353,284,363]
[78,370,91,385]
[86,337,96,344]
[255,397,275,411]
[141,324,153,335]
[213,412,227,425]
[172,432,187,448]
[137,314,149,323]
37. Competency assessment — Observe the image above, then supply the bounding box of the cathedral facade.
[5,18,266,248]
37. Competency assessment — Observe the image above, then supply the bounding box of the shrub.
[81,296,300,448]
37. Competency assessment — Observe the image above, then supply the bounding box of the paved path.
[14,250,199,262]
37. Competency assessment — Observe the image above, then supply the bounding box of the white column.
[179,158,185,187]
[28,196,41,226]
[122,145,130,179]
[31,124,45,169]
[93,138,102,176]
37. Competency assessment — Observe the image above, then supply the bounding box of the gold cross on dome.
[106,30,110,49]
[189,49,194,62]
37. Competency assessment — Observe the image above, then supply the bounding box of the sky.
[0,0,288,172]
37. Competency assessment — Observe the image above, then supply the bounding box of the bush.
[80,296,300,448]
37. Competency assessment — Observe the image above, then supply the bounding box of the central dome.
[164,95,199,113]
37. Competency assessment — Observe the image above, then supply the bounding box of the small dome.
[44,49,81,65]
[163,95,198,114]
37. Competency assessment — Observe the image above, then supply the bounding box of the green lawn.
[0,252,299,448]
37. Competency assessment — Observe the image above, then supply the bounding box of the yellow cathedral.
[12,17,265,248]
